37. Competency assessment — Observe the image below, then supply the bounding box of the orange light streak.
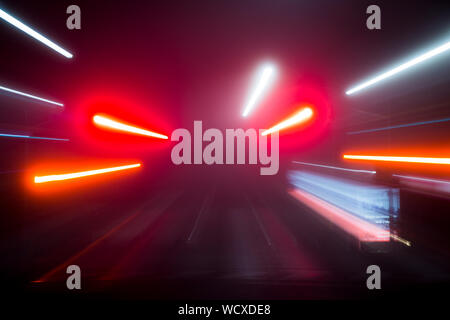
[262,107,313,136]
[34,163,141,184]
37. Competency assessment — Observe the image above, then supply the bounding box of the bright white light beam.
[93,114,168,139]
[262,107,313,136]
[242,64,276,117]
[0,85,64,107]
[346,41,450,95]
[0,8,73,58]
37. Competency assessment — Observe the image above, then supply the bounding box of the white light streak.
[242,63,276,117]
[292,161,376,174]
[0,85,64,107]
[0,8,73,58]
[346,41,450,95]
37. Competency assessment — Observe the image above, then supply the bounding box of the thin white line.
[0,133,68,141]
[247,196,272,247]
[0,85,64,107]
[292,161,376,174]
[187,188,215,242]
[394,174,450,185]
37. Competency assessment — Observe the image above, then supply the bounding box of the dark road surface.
[2,173,450,300]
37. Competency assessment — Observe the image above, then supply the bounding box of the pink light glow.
[289,188,390,242]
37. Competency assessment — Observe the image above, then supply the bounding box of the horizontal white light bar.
[242,63,276,117]
[0,8,73,58]
[346,41,450,95]
[0,85,64,107]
